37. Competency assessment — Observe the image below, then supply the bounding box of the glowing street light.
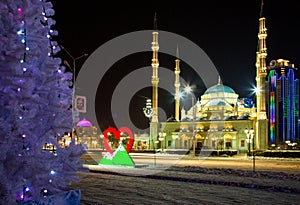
[184,85,195,156]
[184,85,192,94]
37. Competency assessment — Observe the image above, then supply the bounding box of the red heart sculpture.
[119,126,134,153]
[103,127,134,154]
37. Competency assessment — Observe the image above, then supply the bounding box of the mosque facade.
[74,5,299,153]
[149,12,300,154]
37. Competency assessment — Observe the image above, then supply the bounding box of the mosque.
[73,5,299,154]
[149,8,300,154]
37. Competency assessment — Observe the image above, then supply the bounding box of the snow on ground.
[69,163,300,205]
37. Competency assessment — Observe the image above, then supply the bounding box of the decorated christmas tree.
[0,0,87,203]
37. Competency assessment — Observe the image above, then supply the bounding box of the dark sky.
[51,0,300,131]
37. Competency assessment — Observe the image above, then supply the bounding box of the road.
[82,152,300,174]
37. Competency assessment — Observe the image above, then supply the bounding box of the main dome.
[204,84,236,94]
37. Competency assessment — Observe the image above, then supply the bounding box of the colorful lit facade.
[266,59,300,147]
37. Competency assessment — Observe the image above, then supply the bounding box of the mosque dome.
[200,78,239,110]
[76,118,93,127]
[204,84,236,95]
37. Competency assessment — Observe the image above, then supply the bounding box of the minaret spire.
[260,0,264,18]
[153,12,157,30]
[174,44,181,121]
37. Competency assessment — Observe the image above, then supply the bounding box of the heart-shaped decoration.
[103,127,134,154]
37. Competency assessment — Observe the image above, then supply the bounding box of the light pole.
[158,132,166,151]
[60,45,88,121]
[184,85,195,156]
[100,134,104,150]
[245,128,255,172]
[154,140,159,166]
[172,134,178,149]
[245,128,251,156]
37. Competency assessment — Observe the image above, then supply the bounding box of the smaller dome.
[76,118,93,127]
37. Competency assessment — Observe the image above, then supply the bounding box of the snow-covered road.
[69,165,300,205]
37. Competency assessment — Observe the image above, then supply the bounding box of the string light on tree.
[0,0,87,203]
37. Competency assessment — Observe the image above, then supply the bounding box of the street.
[82,152,300,174]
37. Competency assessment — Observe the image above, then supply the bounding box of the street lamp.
[154,140,159,166]
[158,132,166,151]
[100,134,104,150]
[245,128,251,156]
[172,134,179,149]
[184,85,195,156]
[245,128,255,172]
[60,45,88,123]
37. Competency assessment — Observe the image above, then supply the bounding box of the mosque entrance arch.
[223,133,233,149]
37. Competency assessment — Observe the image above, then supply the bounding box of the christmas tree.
[0,0,87,203]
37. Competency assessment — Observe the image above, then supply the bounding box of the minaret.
[255,0,268,150]
[149,13,159,149]
[174,45,181,121]
[255,16,268,120]
[151,13,159,123]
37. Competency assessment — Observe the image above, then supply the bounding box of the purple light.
[17,8,22,18]
[76,118,93,127]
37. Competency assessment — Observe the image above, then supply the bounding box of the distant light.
[251,85,260,95]
[17,29,24,35]
[175,91,184,99]
[184,85,192,94]
[254,87,261,93]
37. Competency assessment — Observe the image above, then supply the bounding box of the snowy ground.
[69,163,300,205]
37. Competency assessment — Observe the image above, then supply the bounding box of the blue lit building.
[266,59,300,147]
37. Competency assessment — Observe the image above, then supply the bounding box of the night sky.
[51,0,300,131]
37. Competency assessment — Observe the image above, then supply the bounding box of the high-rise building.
[266,59,299,147]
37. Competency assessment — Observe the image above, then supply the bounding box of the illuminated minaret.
[151,13,159,123]
[174,46,181,121]
[149,13,159,149]
[255,16,268,120]
[255,1,268,149]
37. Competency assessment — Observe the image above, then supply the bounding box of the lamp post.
[245,128,251,156]
[100,134,104,150]
[172,134,178,149]
[158,132,166,151]
[154,140,159,166]
[184,85,195,156]
[245,128,255,172]
[60,45,88,123]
